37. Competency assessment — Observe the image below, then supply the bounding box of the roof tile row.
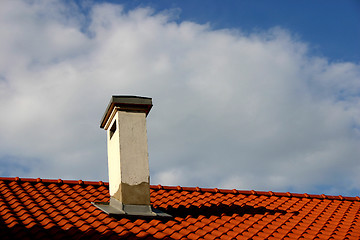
[0,177,360,239]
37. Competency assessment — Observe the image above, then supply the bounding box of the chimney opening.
[109,120,116,139]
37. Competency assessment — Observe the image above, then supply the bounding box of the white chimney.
[93,95,170,218]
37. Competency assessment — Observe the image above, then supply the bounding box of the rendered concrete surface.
[104,97,151,206]
[107,114,121,200]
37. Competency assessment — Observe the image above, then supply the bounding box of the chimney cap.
[100,95,153,129]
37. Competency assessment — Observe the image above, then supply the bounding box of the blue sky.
[90,0,360,62]
[0,0,360,196]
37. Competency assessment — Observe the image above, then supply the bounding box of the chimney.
[93,96,170,218]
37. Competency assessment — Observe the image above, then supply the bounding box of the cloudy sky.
[0,0,359,197]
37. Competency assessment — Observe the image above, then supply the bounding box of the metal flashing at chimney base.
[92,198,172,218]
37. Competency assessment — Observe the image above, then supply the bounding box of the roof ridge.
[151,185,360,201]
[0,176,109,186]
[1,176,359,201]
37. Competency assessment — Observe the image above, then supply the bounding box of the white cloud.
[0,1,359,196]
[152,168,186,187]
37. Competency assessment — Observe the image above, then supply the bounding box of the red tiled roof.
[0,177,360,239]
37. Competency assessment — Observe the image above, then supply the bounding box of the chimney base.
[92,197,172,218]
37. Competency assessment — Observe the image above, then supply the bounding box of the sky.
[0,0,360,197]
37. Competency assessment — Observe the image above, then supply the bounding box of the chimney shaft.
[94,95,170,217]
[100,96,152,205]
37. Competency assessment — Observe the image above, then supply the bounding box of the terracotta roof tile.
[0,177,360,239]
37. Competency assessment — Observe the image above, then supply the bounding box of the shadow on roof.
[161,203,299,219]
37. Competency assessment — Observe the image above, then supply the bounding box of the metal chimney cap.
[100,95,153,129]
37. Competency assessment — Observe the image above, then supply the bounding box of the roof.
[0,177,360,239]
